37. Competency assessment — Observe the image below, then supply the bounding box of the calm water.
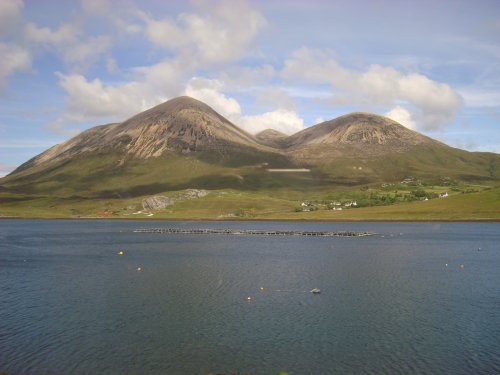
[1,220,499,374]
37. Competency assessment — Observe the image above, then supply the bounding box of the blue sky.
[1,0,499,176]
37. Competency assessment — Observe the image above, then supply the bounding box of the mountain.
[286,112,434,153]
[255,129,288,148]
[1,96,499,198]
[14,96,284,173]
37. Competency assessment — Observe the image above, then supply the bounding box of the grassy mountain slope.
[1,96,499,219]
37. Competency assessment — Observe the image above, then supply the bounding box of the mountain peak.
[142,96,217,115]
[255,129,288,148]
[118,96,222,131]
[15,96,266,172]
[318,112,406,129]
[285,111,434,157]
[111,96,261,158]
[4,96,498,195]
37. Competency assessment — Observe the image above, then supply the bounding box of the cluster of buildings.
[331,201,357,211]
[299,200,358,212]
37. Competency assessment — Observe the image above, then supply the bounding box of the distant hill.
[1,96,499,198]
[255,129,288,148]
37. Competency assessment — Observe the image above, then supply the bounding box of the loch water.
[1,220,499,374]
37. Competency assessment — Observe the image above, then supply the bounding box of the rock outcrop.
[142,196,174,210]
[181,189,208,199]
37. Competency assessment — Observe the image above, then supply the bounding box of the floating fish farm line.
[133,228,374,237]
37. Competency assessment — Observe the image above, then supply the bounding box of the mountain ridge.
[10,96,459,175]
[13,96,282,174]
[2,96,499,198]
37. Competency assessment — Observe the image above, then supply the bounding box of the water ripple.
[1,220,500,374]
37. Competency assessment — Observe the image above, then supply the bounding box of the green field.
[1,183,499,221]
[2,145,499,221]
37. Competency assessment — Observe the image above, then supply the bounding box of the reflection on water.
[1,220,499,374]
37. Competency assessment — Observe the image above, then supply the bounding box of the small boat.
[310,288,321,294]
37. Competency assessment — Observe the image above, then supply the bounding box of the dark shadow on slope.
[91,169,375,199]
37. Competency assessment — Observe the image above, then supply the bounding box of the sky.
[0,0,499,176]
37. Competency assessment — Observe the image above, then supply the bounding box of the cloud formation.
[282,48,463,130]
[184,77,241,118]
[81,0,112,16]
[0,0,23,37]
[185,77,304,135]
[0,1,474,145]
[23,21,114,73]
[0,42,31,90]
[24,22,80,45]
[239,109,304,135]
[140,0,266,65]
[384,106,416,130]
[0,0,31,89]
[52,60,181,129]
[48,1,268,134]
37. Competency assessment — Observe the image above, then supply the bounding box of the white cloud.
[24,22,113,72]
[282,48,463,130]
[239,109,304,135]
[143,15,185,49]
[81,0,112,15]
[385,106,416,129]
[50,56,191,133]
[282,48,351,86]
[184,77,241,118]
[56,73,157,120]
[133,58,189,95]
[54,71,306,136]
[62,35,113,72]
[111,16,142,35]
[255,87,296,111]
[217,64,276,90]
[24,22,80,45]
[0,0,30,89]
[141,0,266,65]
[0,3,112,89]
[57,73,118,117]
[0,42,32,89]
[0,0,23,37]
[47,1,267,134]
[184,77,304,135]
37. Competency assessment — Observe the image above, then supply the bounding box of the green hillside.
[1,97,499,220]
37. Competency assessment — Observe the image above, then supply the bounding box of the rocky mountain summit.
[289,113,430,148]
[2,96,498,197]
[13,97,441,174]
[285,112,438,160]
[15,96,276,173]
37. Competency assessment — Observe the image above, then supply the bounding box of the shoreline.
[1,216,500,222]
